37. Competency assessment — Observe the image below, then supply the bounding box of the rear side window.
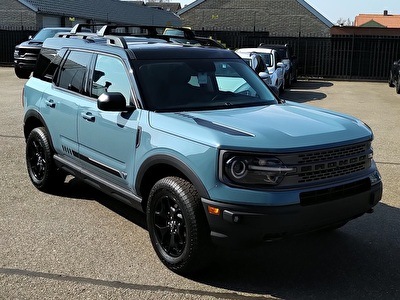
[57,51,92,94]
[33,48,62,82]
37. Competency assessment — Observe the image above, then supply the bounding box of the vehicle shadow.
[56,177,148,230]
[189,203,400,299]
[281,80,333,103]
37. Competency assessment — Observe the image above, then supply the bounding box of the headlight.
[219,151,296,188]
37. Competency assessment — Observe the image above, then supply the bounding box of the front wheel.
[26,127,65,192]
[396,79,400,94]
[14,66,31,79]
[147,177,210,274]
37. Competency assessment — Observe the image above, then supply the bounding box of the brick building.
[0,0,181,29]
[178,0,333,36]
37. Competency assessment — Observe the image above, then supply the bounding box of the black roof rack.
[53,23,224,50]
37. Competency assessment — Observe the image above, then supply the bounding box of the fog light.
[369,171,381,185]
[208,205,220,215]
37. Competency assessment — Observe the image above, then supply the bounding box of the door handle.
[81,112,95,122]
[45,99,55,108]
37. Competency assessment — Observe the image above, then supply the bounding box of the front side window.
[91,55,132,104]
[57,51,92,94]
[134,59,277,112]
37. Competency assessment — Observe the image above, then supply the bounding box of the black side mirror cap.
[97,92,134,112]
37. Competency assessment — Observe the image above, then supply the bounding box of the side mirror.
[258,71,270,80]
[98,92,132,111]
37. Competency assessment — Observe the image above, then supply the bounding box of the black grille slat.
[278,142,372,186]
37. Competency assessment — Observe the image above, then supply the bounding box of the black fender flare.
[135,154,210,199]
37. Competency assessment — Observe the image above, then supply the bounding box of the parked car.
[23,25,382,274]
[14,27,73,79]
[14,25,91,79]
[236,47,285,93]
[388,59,400,94]
[236,52,272,86]
[259,43,298,88]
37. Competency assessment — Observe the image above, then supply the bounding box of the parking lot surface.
[1,67,399,299]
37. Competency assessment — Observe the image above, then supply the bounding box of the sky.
[178,0,400,25]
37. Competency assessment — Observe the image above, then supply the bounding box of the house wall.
[179,0,331,36]
[0,0,37,29]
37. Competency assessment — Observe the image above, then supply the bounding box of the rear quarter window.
[33,48,62,82]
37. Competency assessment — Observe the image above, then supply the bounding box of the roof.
[178,0,333,28]
[296,0,333,28]
[146,2,182,13]
[355,13,400,28]
[18,0,181,27]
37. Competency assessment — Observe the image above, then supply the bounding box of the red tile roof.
[355,13,400,28]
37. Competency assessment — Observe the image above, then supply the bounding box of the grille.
[298,143,367,164]
[282,142,372,185]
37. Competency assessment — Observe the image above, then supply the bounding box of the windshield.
[134,59,277,112]
[33,28,69,42]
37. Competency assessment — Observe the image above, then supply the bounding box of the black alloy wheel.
[26,127,65,191]
[147,176,210,274]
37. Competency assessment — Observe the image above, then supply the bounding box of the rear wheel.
[26,127,65,192]
[147,176,210,274]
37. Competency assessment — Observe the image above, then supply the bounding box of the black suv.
[14,26,93,79]
[258,43,298,87]
[389,59,400,94]
[14,27,74,79]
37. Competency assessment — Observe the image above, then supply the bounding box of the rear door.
[41,50,93,161]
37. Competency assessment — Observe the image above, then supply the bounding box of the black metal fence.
[199,30,400,80]
[0,29,37,66]
[2,28,400,80]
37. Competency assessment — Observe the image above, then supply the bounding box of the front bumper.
[202,179,382,246]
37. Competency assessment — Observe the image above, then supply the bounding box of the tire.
[396,79,400,94]
[147,176,210,274]
[26,127,65,192]
[14,67,31,79]
[284,73,291,88]
[389,71,395,87]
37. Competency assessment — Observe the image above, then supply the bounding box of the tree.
[336,18,353,26]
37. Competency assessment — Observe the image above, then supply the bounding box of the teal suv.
[23,25,382,274]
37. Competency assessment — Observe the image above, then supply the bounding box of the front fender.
[135,154,210,199]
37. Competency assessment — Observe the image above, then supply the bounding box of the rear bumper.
[202,179,382,246]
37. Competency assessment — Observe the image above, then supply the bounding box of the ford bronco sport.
[23,25,382,274]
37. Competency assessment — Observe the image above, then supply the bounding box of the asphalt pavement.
[1,67,399,299]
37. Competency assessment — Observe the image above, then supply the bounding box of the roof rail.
[54,23,209,50]
[103,35,128,49]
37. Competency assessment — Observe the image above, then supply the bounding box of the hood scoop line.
[193,117,254,137]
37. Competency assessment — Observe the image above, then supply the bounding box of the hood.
[17,40,43,48]
[149,102,372,152]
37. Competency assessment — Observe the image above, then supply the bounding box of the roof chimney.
[384,10,388,16]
